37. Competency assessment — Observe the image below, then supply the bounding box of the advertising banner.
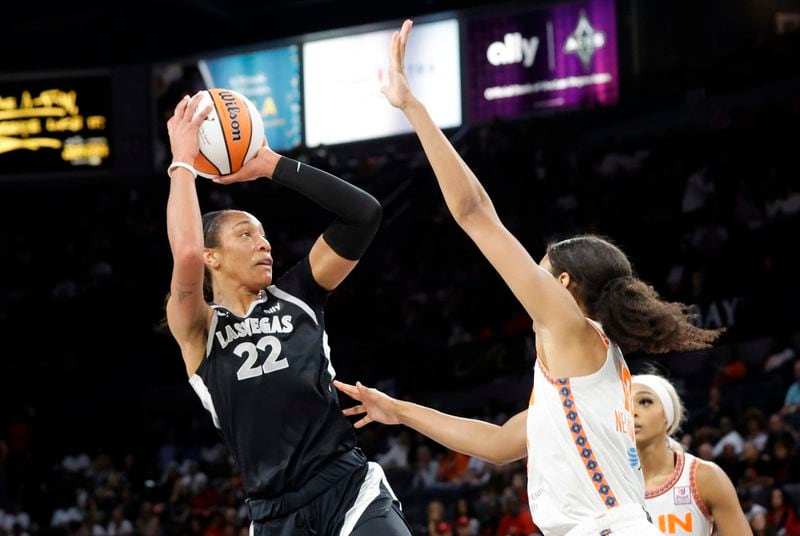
[303,19,461,146]
[199,46,302,151]
[465,0,619,120]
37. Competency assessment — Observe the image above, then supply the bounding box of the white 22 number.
[234,336,288,381]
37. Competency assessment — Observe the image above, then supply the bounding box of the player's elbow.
[173,246,205,269]
[486,455,514,467]
[358,194,382,227]
[452,197,480,222]
[477,451,519,466]
[453,192,495,225]
[482,437,524,466]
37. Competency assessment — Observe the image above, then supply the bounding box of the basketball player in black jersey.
[164,94,412,535]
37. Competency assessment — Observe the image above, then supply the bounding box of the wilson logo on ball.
[192,88,265,179]
[218,91,242,141]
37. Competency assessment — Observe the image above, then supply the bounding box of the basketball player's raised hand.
[167,94,212,164]
[381,19,418,111]
[211,141,280,185]
[334,380,401,429]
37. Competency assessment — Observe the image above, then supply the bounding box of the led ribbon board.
[0,75,111,174]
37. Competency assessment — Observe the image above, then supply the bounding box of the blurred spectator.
[764,342,796,374]
[766,187,800,220]
[106,507,133,535]
[783,361,800,415]
[460,456,491,487]
[743,409,769,452]
[740,441,773,490]
[412,445,440,489]
[740,488,768,524]
[134,501,160,536]
[715,354,747,385]
[750,511,773,536]
[427,500,446,536]
[455,515,473,536]
[595,149,650,178]
[496,495,539,536]
[190,473,219,515]
[437,521,454,536]
[62,451,91,474]
[203,510,226,536]
[766,487,800,536]
[733,191,765,231]
[715,443,743,483]
[437,451,471,485]
[455,497,480,535]
[474,490,502,532]
[510,473,528,505]
[52,503,82,530]
[690,385,728,440]
[377,430,411,470]
[681,166,714,215]
[0,502,31,534]
[767,414,797,453]
[697,442,714,461]
[765,439,800,486]
[712,415,745,458]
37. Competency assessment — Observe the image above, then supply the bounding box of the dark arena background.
[1,0,799,534]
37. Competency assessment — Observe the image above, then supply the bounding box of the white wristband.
[168,161,198,179]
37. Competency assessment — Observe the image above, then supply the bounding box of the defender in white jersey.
[526,320,646,534]
[633,374,751,535]
[335,19,723,536]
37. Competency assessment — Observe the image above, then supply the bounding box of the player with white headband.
[632,374,751,535]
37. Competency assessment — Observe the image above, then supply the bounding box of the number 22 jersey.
[189,257,356,498]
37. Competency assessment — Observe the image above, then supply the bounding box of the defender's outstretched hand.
[334,380,402,429]
[381,19,418,111]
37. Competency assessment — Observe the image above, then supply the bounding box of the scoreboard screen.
[0,75,111,175]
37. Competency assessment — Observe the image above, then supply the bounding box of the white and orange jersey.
[526,320,646,535]
[645,451,713,536]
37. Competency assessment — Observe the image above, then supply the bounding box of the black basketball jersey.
[189,257,356,497]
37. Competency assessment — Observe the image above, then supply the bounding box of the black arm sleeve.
[272,157,382,260]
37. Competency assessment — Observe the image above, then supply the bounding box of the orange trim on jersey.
[526,389,534,475]
[526,435,531,476]
[645,451,685,499]
[587,319,610,350]
[556,377,619,509]
[689,458,711,518]
[537,359,561,386]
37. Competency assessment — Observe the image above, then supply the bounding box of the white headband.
[632,375,675,430]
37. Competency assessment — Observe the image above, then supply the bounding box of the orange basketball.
[191,88,265,178]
